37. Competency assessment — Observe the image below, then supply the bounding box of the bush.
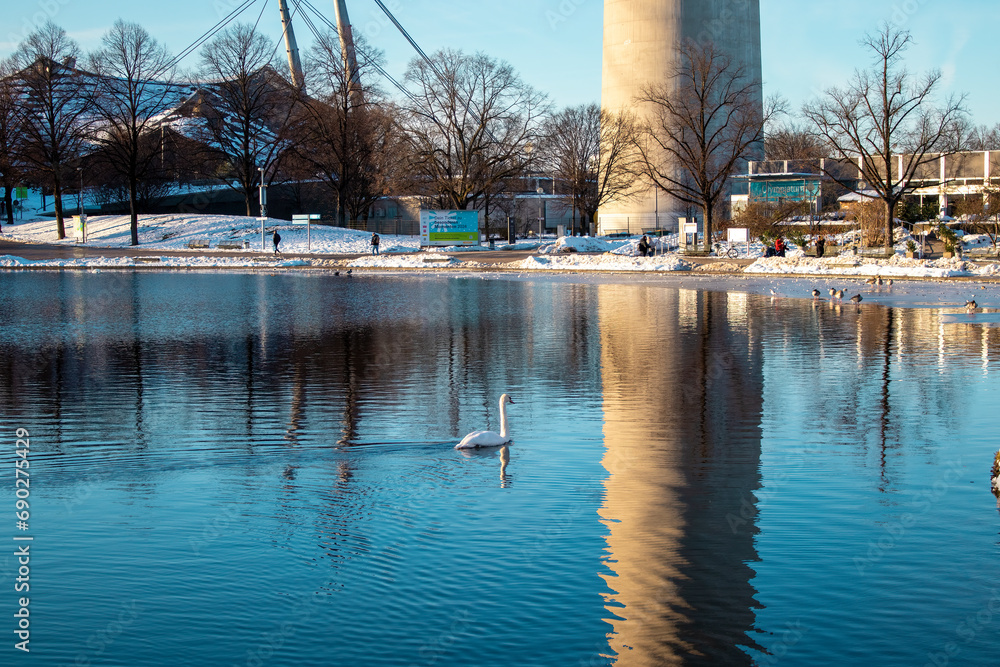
[938,224,959,253]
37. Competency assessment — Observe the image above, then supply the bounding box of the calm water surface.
[0,271,998,666]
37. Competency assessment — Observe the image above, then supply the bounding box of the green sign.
[15,186,27,200]
[749,179,820,203]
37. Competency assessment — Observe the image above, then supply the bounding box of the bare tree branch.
[637,40,765,253]
[802,23,967,252]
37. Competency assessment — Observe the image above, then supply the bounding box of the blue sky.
[2,0,997,125]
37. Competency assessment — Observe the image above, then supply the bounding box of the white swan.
[455,394,515,449]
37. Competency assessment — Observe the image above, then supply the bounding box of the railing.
[334,219,421,236]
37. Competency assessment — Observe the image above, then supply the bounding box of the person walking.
[272,230,281,255]
[638,234,649,257]
[815,236,825,258]
[371,232,380,256]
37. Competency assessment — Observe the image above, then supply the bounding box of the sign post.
[292,214,321,252]
[727,226,750,256]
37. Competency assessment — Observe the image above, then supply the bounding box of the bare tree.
[197,24,296,216]
[293,31,401,226]
[0,60,27,229]
[765,122,826,161]
[637,40,766,253]
[802,24,966,253]
[542,103,641,235]
[11,22,92,239]
[89,20,177,245]
[955,189,1000,256]
[961,122,1000,151]
[403,49,548,212]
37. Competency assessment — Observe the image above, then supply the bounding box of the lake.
[0,270,998,666]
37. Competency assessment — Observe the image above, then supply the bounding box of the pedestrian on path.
[815,236,825,258]
[371,232,380,256]
[273,230,281,254]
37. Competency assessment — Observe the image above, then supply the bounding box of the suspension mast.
[278,0,304,88]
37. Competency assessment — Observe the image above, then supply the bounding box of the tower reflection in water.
[598,286,765,665]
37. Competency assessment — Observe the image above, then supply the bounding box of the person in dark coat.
[638,235,649,257]
[272,230,281,254]
[815,236,825,258]
[371,233,380,256]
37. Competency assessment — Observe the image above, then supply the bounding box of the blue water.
[0,271,998,666]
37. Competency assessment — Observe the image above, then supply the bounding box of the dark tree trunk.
[129,177,139,246]
[53,176,65,240]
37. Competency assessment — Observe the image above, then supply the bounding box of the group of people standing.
[764,236,827,258]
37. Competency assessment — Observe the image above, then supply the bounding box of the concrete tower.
[600,0,762,234]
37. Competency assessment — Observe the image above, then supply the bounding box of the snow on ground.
[745,254,1000,278]
[0,213,422,255]
[505,253,693,272]
[539,235,630,254]
[0,254,311,269]
[4,213,1000,280]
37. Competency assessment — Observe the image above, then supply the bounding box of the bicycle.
[712,241,740,259]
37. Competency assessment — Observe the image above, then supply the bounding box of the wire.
[294,0,418,104]
[250,0,269,36]
[166,0,260,70]
[369,0,496,143]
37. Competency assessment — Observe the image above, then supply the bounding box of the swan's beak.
[508,397,515,404]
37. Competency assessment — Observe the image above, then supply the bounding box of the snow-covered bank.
[745,255,1000,279]
[0,254,311,269]
[505,254,693,272]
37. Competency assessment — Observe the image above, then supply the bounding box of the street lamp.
[536,185,544,237]
[259,167,267,251]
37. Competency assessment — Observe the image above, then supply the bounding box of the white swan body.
[456,394,514,449]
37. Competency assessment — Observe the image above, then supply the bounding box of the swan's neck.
[499,398,509,440]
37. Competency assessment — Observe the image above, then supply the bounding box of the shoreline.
[3,252,996,313]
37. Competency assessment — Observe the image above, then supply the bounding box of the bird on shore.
[835,289,845,300]
[966,299,978,312]
[876,276,884,286]
[828,287,837,297]
[334,270,340,276]
[346,269,353,276]
[811,289,821,298]
[456,394,515,449]
[865,277,877,285]
[850,294,863,304]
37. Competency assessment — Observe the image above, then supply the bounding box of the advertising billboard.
[420,210,480,247]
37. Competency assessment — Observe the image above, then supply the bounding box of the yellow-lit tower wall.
[600,0,762,234]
